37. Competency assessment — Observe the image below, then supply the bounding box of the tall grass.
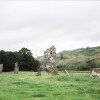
[0,71,100,100]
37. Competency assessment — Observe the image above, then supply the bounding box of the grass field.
[0,71,100,100]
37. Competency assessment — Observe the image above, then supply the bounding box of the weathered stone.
[15,62,18,67]
[14,62,19,74]
[44,45,58,75]
[90,68,100,77]
[63,70,69,76]
[36,71,41,76]
[0,64,3,73]
[36,68,41,76]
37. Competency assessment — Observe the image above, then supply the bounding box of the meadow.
[0,71,100,100]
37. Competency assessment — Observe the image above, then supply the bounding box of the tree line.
[0,48,40,72]
[57,59,97,71]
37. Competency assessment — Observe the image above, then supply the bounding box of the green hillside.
[37,46,100,70]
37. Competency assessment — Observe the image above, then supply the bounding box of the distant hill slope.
[36,46,100,69]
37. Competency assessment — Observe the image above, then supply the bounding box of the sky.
[0,0,100,57]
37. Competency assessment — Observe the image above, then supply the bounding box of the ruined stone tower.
[44,45,58,75]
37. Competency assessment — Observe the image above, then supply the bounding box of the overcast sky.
[0,0,100,57]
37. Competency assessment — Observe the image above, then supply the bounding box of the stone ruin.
[14,62,19,74]
[90,68,100,77]
[0,64,3,73]
[44,45,58,75]
[36,45,58,76]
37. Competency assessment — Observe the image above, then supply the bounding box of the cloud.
[0,1,100,56]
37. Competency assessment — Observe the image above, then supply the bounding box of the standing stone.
[44,45,58,75]
[90,68,100,77]
[36,67,41,76]
[63,70,69,76]
[0,64,3,73]
[14,62,19,74]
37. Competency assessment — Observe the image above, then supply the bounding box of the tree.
[0,50,18,71]
[4,51,17,71]
[33,60,40,72]
[0,50,5,64]
[18,48,35,71]
[0,48,40,72]
[60,53,64,60]
[86,59,96,70]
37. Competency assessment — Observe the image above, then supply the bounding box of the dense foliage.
[0,48,40,72]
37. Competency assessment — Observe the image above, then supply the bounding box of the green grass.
[0,71,100,100]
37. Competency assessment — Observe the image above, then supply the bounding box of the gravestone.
[44,45,58,75]
[0,64,3,73]
[14,62,19,74]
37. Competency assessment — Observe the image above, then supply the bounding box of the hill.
[37,46,100,70]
